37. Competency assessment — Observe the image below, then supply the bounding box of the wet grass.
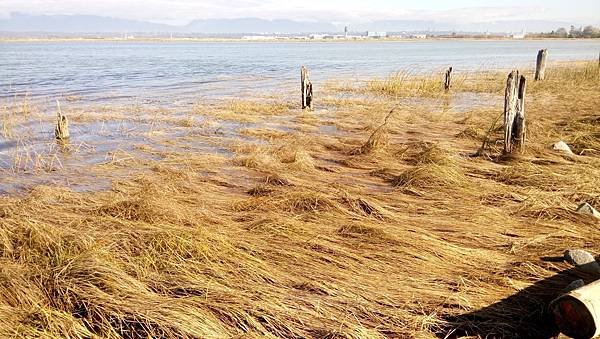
[0,61,599,338]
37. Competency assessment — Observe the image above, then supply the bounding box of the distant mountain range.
[186,18,337,34]
[0,13,170,33]
[0,12,577,34]
[0,13,337,34]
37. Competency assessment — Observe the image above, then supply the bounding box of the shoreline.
[1,59,593,112]
[1,37,599,43]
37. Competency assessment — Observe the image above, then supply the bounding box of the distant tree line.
[532,25,600,38]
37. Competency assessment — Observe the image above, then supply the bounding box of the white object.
[553,141,574,155]
[577,203,600,219]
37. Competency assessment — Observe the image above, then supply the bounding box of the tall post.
[444,66,453,91]
[55,100,70,140]
[513,76,526,150]
[535,49,548,81]
[504,71,526,154]
[301,66,313,110]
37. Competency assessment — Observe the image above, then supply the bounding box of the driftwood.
[551,279,600,339]
[535,49,548,81]
[301,66,313,110]
[55,100,70,140]
[444,67,452,91]
[503,71,526,154]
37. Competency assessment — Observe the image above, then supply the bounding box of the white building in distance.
[512,29,526,39]
[367,31,387,38]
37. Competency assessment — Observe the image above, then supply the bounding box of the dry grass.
[1,61,599,338]
[239,127,290,140]
[1,96,39,138]
[193,99,295,123]
[366,70,455,97]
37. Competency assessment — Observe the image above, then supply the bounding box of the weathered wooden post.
[55,100,70,140]
[301,66,313,110]
[444,67,452,91]
[535,49,547,81]
[503,71,526,154]
[513,76,526,149]
[551,279,600,339]
[504,71,518,153]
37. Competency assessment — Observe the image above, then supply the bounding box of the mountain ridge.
[0,12,581,34]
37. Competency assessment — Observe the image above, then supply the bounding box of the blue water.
[1,40,599,106]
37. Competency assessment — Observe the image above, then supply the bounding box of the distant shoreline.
[1,37,599,43]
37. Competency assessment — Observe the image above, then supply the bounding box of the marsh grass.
[1,61,599,338]
[1,96,39,139]
[7,141,64,173]
[363,68,511,98]
[367,70,453,97]
[239,127,290,140]
[227,99,292,115]
[350,106,397,155]
[194,99,295,123]
[534,61,600,90]
[1,109,16,138]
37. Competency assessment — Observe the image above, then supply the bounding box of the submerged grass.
[1,61,599,338]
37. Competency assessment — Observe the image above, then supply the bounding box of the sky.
[1,0,599,25]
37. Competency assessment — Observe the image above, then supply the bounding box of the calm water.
[1,40,599,107]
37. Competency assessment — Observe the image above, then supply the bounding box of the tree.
[556,27,568,38]
[569,25,583,38]
[582,25,599,38]
[529,25,599,39]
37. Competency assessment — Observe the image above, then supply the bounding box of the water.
[1,39,598,193]
[1,40,599,107]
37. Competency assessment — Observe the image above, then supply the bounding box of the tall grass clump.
[393,143,466,193]
[350,106,397,155]
[546,61,600,84]
[367,71,448,97]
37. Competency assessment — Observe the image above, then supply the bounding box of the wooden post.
[513,76,526,150]
[55,100,70,140]
[504,71,526,154]
[535,49,547,81]
[550,279,600,339]
[301,66,313,110]
[444,67,452,91]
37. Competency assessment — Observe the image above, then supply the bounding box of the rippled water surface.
[2,40,599,106]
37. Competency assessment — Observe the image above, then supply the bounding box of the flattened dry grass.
[193,99,295,123]
[1,61,599,338]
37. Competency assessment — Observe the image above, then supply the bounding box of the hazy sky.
[1,0,599,25]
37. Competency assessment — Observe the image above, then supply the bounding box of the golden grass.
[366,70,454,97]
[238,127,290,140]
[1,61,599,338]
[193,99,295,123]
[1,96,37,138]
